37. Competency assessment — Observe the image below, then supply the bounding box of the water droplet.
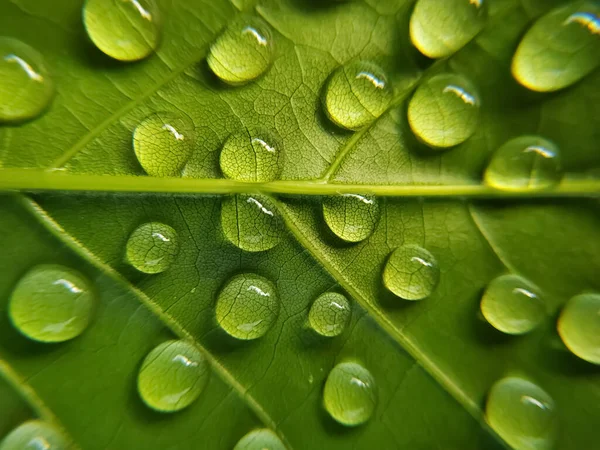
[221,194,284,252]
[323,361,376,427]
[133,112,195,177]
[512,3,600,92]
[558,293,600,365]
[0,38,53,123]
[126,222,179,274]
[207,17,274,85]
[233,429,285,450]
[485,136,562,192]
[308,292,351,337]
[408,73,480,148]
[323,61,392,130]
[216,274,279,340]
[383,244,439,300]
[480,274,545,335]
[9,265,94,343]
[410,0,488,58]
[486,377,557,450]
[137,340,209,413]
[83,0,161,62]
[0,420,68,450]
[323,194,380,242]
[219,131,283,183]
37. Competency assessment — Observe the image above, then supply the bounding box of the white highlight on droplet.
[4,55,43,82]
[247,197,274,216]
[242,27,268,46]
[162,124,185,141]
[443,85,476,105]
[53,279,83,294]
[356,71,385,89]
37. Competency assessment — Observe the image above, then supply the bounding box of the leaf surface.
[0,0,599,449]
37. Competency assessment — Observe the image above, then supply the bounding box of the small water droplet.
[216,274,279,340]
[83,0,161,62]
[558,293,600,365]
[126,222,179,274]
[137,340,209,413]
[221,194,284,252]
[323,194,380,243]
[486,377,557,450]
[323,361,376,427]
[408,73,480,148]
[233,428,286,450]
[9,265,94,343]
[512,2,600,92]
[0,38,53,123]
[410,0,488,59]
[485,136,562,192]
[383,244,439,300]
[309,292,351,337]
[219,131,283,182]
[480,274,545,335]
[0,420,68,450]
[133,112,195,177]
[207,17,274,85]
[323,61,392,130]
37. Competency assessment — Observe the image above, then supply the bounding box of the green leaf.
[0,0,599,449]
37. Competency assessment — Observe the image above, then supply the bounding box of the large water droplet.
[0,38,53,123]
[558,293,600,365]
[219,131,283,183]
[216,273,279,340]
[408,73,480,148]
[323,61,392,130]
[383,244,439,300]
[410,0,488,58]
[207,17,274,85]
[221,194,284,252]
[323,194,380,243]
[323,361,376,427]
[0,420,68,450]
[233,429,285,450]
[83,0,161,62]
[133,111,195,177]
[485,136,562,192]
[9,265,94,343]
[126,222,179,274]
[486,377,557,450]
[480,274,545,335]
[512,3,600,92]
[137,340,209,413]
[309,292,351,337]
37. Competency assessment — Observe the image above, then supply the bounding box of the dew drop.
[9,265,94,343]
[221,194,284,252]
[408,73,480,148]
[83,0,161,62]
[126,222,179,274]
[233,429,286,450]
[383,244,439,300]
[207,17,274,85]
[323,194,380,243]
[216,273,279,340]
[486,377,557,450]
[0,38,54,123]
[137,340,209,413]
[219,131,283,183]
[410,0,488,59]
[309,292,351,337]
[484,136,562,192]
[322,61,392,130]
[512,2,600,92]
[480,274,545,335]
[557,293,600,365]
[0,420,68,450]
[323,361,376,427]
[133,111,195,177]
